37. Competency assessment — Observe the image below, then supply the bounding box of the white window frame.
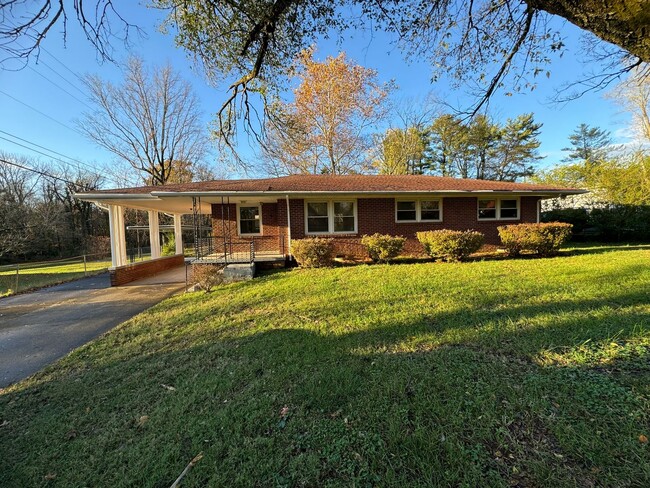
[304,199,358,235]
[395,198,443,223]
[477,197,520,221]
[237,203,263,236]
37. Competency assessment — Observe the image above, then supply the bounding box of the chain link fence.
[0,252,112,297]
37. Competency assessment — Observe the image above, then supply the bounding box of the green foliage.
[498,222,573,256]
[426,112,542,181]
[542,206,650,242]
[562,123,612,164]
[373,127,429,175]
[161,234,176,256]
[360,233,406,263]
[541,208,590,235]
[416,229,484,262]
[290,238,334,267]
[535,152,650,207]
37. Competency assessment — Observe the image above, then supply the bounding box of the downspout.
[285,195,292,258]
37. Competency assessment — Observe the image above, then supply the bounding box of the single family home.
[76,174,584,284]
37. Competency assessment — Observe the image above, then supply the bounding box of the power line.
[0,129,101,174]
[2,19,87,86]
[38,45,87,85]
[34,56,88,96]
[0,89,84,136]
[26,64,94,109]
[0,157,83,188]
[0,135,101,176]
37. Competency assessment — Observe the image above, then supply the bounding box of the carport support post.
[108,204,127,268]
[148,210,161,259]
[173,214,183,255]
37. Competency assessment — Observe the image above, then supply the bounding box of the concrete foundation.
[223,263,256,281]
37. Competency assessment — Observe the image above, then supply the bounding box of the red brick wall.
[109,254,184,286]
[211,196,540,258]
[211,201,287,253]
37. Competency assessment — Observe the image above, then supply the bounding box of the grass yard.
[0,258,112,297]
[1,244,649,487]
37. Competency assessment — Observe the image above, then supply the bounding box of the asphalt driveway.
[0,267,187,388]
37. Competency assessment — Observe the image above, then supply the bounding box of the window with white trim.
[396,199,442,222]
[306,200,357,234]
[239,205,261,234]
[477,198,519,220]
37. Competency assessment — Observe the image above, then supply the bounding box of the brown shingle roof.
[87,174,582,195]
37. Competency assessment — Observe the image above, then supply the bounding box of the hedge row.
[290,222,573,267]
[542,205,650,242]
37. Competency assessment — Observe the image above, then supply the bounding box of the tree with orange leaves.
[262,50,392,175]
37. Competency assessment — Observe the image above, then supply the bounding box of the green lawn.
[1,244,649,486]
[0,258,112,297]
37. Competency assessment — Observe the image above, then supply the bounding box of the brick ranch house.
[76,174,584,283]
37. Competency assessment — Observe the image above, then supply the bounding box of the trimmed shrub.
[361,233,406,263]
[291,238,334,268]
[498,222,573,256]
[416,230,484,262]
[192,264,224,291]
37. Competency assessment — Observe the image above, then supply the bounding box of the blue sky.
[0,3,635,186]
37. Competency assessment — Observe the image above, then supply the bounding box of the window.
[306,200,357,234]
[239,205,261,234]
[334,201,355,232]
[306,202,329,233]
[477,198,519,220]
[478,199,497,220]
[420,200,441,221]
[499,199,518,219]
[396,199,442,222]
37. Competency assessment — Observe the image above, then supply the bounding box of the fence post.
[83,254,88,276]
[14,265,19,293]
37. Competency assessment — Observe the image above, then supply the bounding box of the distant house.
[76,175,584,283]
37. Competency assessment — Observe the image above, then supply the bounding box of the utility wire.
[2,20,87,86]
[0,157,84,188]
[34,56,88,96]
[0,129,101,174]
[0,135,102,176]
[26,64,94,110]
[0,89,84,136]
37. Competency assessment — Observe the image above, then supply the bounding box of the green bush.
[361,233,406,263]
[541,205,650,242]
[291,238,334,268]
[416,230,484,262]
[498,222,573,256]
[161,233,176,256]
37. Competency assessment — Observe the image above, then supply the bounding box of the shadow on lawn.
[1,267,649,487]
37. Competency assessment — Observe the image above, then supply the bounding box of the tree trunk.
[528,0,650,61]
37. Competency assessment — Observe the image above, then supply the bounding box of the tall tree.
[80,56,210,186]
[491,114,543,181]
[428,114,468,177]
[262,50,391,175]
[562,124,612,164]
[427,112,543,181]
[466,115,501,180]
[608,68,650,143]
[373,127,428,175]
